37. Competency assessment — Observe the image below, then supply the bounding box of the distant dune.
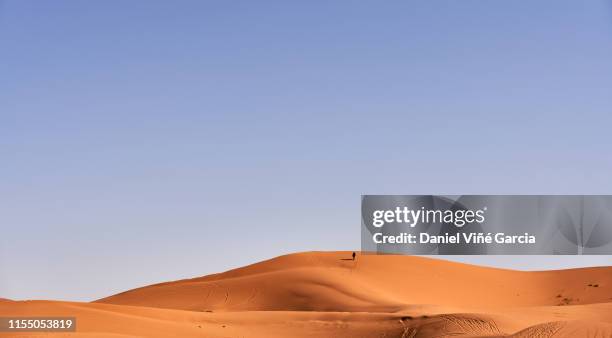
[1,251,611,337]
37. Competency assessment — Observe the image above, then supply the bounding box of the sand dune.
[98,251,611,310]
[2,252,611,337]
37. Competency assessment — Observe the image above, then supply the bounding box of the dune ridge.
[2,251,611,337]
[97,251,611,311]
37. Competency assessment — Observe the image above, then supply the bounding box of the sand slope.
[98,251,611,311]
[2,252,611,337]
[2,299,611,337]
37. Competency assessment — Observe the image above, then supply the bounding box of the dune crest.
[97,251,611,311]
[2,252,611,337]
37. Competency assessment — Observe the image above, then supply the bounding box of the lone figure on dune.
[352,252,356,261]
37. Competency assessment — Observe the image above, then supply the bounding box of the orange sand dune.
[3,299,612,337]
[98,251,611,311]
[1,252,611,337]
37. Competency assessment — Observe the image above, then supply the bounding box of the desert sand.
[1,251,611,337]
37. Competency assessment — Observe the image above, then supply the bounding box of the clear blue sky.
[1,1,612,301]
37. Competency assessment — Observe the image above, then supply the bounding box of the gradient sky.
[1,1,612,301]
